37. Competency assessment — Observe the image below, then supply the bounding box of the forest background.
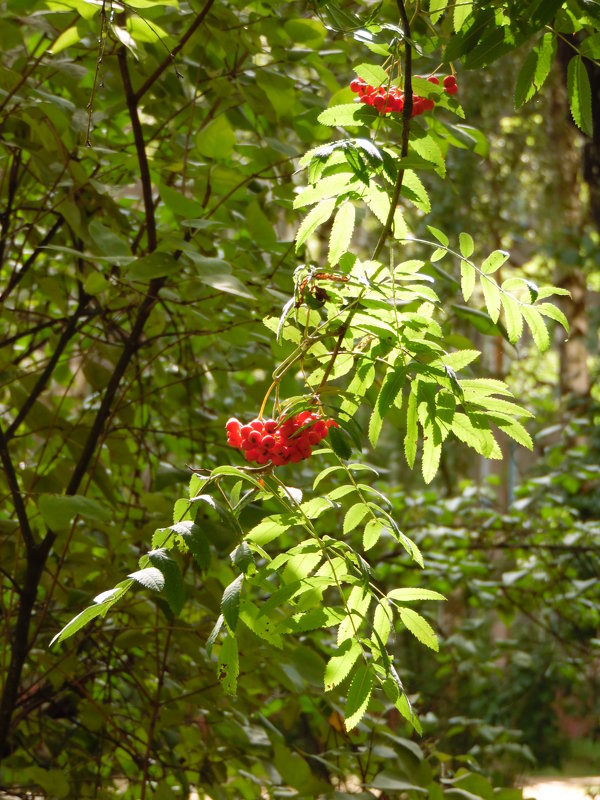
[1,0,600,798]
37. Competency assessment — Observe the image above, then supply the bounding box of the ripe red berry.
[350,78,362,93]
[423,98,435,112]
[443,75,457,88]
[427,76,440,85]
[248,430,262,446]
[373,95,386,113]
[445,83,458,96]
[263,419,277,433]
[250,419,264,431]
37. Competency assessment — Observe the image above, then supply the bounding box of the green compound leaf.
[493,416,533,450]
[128,567,165,593]
[221,574,243,632]
[481,249,509,275]
[363,518,385,551]
[522,305,550,351]
[515,32,556,108]
[451,413,501,459]
[481,275,501,323]
[148,549,185,616]
[344,665,374,731]
[404,391,418,469]
[246,513,300,546]
[317,103,376,127]
[388,588,445,602]
[343,502,371,535]
[50,579,134,647]
[369,367,405,448]
[217,634,239,695]
[567,55,593,136]
[500,293,524,344]
[459,232,474,258]
[422,431,442,484]
[354,62,388,85]
[296,198,336,251]
[460,260,476,302]
[398,607,439,651]
[329,202,356,266]
[536,301,569,333]
[371,600,393,651]
[324,638,362,690]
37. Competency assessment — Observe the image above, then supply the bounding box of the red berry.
[350,78,362,93]
[250,419,264,431]
[262,435,276,450]
[244,448,260,461]
[423,98,435,111]
[248,430,262,446]
[443,75,457,88]
[373,95,386,113]
[226,417,241,432]
[427,76,440,85]
[264,419,277,433]
[445,83,458,95]
[359,95,372,105]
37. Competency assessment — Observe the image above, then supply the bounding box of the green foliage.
[1,0,597,797]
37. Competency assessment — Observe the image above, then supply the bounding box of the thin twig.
[86,0,107,146]
[133,0,216,103]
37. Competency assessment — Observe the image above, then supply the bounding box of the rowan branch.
[318,0,413,391]
[372,0,413,260]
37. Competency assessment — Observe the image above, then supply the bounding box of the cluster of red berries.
[349,74,458,117]
[226,411,338,467]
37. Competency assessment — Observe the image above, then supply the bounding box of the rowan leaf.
[344,665,374,731]
[324,638,362,690]
[567,55,593,136]
[221,574,243,631]
[295,198,336,250]
[398,607,439,651]
[217,635,239,695]
[388,588,445,602]
[328,202,356,266]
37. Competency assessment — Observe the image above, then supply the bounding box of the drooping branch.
[372,0,413,260]
[317,0,413,391]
